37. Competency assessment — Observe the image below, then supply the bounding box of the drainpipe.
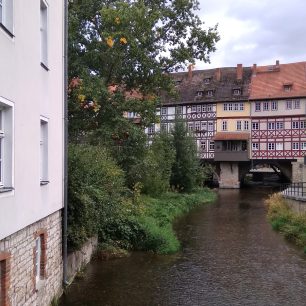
[63,0,69,287]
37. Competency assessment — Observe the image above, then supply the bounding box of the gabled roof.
[161,66,252,105]
[249,61,306,100]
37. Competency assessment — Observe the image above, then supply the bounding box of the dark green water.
[60,187,306,306]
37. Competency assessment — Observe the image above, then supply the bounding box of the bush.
[68,144,127,250]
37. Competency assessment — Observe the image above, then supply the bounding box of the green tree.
[170,119,203,192]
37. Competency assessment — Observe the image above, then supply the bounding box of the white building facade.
[0,1,64,305]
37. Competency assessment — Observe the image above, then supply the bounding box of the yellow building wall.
[216,101,251,132]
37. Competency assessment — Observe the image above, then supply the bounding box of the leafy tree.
[170,119,203,192]
[142,132,175,196]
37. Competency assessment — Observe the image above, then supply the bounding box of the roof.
[213,132,250,141]
[161,66,252,105]
[249,61,306,100]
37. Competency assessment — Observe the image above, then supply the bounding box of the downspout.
[63,0,69,287]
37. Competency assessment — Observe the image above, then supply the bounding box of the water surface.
[60,187,306,306]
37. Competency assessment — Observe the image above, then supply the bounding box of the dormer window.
[206,90,214,97]
[196,91,204,97]
[233,89,241,96]
[204,78,211,84]
[283,83,293,92]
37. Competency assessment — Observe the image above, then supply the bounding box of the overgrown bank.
[266,193,306,253]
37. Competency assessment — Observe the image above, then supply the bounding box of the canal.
[60,187,306,306]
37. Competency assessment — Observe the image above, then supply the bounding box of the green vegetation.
[67,1,219,255]
[266,193,306,253]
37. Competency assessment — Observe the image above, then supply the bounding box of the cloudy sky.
[195,0,306,69]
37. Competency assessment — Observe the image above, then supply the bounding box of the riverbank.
[99,188,216,256]
[266,193,306,253]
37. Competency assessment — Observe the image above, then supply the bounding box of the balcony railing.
[281,182,306,199]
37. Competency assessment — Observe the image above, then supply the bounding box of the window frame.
[252,143,259,150]
[236,120,242,131]
[161,107,167,115]
[0,0,14,37]
[40,0,49,69]
[263,101,269,111]
[40,117,49,185]
[244,120,249,130]
[292,121,299,129]
[268,122,275,130]
[294,99,300,109]
[268,143,275,150]
[292,142,299,150]
[255,102,261,112]
[222,120,227,131]
[209,141,214,151]
[271,101,278,111]
[286,100,292,110]
[252,122,259,130]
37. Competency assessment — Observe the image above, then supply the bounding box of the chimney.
[252,64,257,76]
[237,64,243,80]
[275,60,280,70]
[215,68,221,81]
[188,64,194,80]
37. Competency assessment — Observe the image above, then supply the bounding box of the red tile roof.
[249,61,306,100]
[213,132,250,141]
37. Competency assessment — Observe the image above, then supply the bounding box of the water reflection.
[60,187,306,306]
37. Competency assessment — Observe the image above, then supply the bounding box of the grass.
[266,193,306,252]
[133,188,216,254]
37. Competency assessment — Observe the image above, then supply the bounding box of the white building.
[0,1,65,305]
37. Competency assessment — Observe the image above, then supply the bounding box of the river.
[59,186,306,306]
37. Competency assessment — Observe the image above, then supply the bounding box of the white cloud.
[194,0,306,69]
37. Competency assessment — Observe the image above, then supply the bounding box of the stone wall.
[0,211,63,306]
[67,237,98,283]
[291,159,305,183]
[218,162,240,188]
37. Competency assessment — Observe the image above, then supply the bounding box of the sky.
[195,0,306,69]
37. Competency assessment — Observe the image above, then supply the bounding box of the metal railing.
[280,182,306,198]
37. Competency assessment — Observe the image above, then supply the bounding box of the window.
[195,122,200,131]
[191,105,196,112]
[0,0,13,35]
[292,121,299,129]
[161,107,167,115]
[252,143,259,150]
[204,78,211,84]
[292,142,299,150]
[196,91,204,97]
[244,121,249,130]
[201,105,206,112]
[255,102,261,111]
[301,142,306,150]
[252,122,259,130]
[228,103,233,111]
[207,104,212,112]
[239,103,244,111]
[0,98,13,190]
[233,89,241,96]
[0,253,10,306]
[271,101,278,111]
[276,122,284,130]
[284,84,292,92]
[268,143,275,150]
[234,103,239,111]
[206,90,214,97]
[161,123,167,132]
[263,101,269,111]
[201,121,207,132]
[208,122,213,131]
[286,100,292,110]
[300,121,306,129]
[40,0,48,68]
[197,105,201,113]
[268,122,275,130]
[34,232,47,285]
[294,99,300,109]
[200,141,206,151]
[276,143,283,150]
[223,103,228,111]
[175,106,183,114]
[148,125,155,134]
[236,120,242,130]
[222,121,227,131]
[209,141,214,151]
[40,119,48,184]
[188,122,193,132]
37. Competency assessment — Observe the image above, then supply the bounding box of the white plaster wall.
[0,1,64,239]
